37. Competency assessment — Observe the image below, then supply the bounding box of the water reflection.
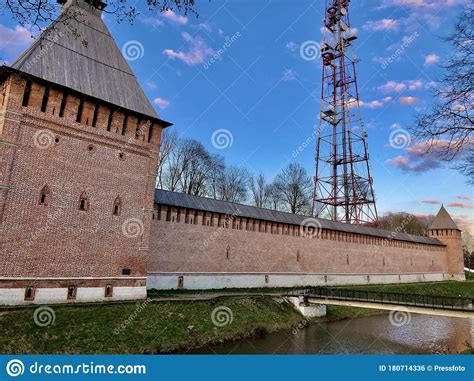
[191,314,472,354]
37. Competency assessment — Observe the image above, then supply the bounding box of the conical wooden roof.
[429,205,460,230]
[10,0,158,119]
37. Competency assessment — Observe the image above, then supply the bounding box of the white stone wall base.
[285,296,327,317]
[147,273,450,290]
[0,286,146,306]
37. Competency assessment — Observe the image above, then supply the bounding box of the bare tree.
[274,163,312,214]
[160,138,203,193]
[265,182,283,211]
[248,173,269,208]
[156,129,177,189]
[179,142,217,196]
[1,0,197,33]
[411,5,474,183]
[378,212,430,236]
[213,166,248,203]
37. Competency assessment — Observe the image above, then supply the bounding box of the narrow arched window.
[226,245,230,259]
[79,191,90,211]
[39,185,51,206]
[112,196,122,216]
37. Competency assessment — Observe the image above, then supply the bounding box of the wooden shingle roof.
[154,189,444,246]
[11,0,158,119]
[429,205,460,231]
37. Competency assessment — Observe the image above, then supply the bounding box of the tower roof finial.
[428,205,460,231]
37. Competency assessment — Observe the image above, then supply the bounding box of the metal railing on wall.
[284,287,473,312]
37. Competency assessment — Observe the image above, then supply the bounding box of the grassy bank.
[339,280,474,298]
[1,280,471,354]
[0,296,304,354]
[149,279,474,299]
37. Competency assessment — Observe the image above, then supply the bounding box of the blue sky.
[0,0,472,232]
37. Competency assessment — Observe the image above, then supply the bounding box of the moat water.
[191,314,473,354]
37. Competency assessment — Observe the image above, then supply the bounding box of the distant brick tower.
[427,206,465,281]
[0,0,171,304]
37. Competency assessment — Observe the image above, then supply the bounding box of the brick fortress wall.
[148,204,459,290]
[0,73,163,304]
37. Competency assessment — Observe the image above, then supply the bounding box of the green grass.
[0,297,303,354]
[149,280,474,299]
[339,280,474,298]
[325,305,386,320]
[465,271,474,280]
[147,287,309,298]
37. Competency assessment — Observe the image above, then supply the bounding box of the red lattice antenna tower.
[312,0,378,225]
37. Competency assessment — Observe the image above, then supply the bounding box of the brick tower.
[0,0,171,304]
[427,205,465,281]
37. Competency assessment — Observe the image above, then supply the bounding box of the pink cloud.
[162,10,188,25]
[163,32,214,65]
[153,97,170,109]
[390,123,401,129]
[363,18,399,31]
[352,96,392,109]
[379,80,406,92]
[424,53,440,65]
[408,80,423,90]
[451,214,473,233]
[456,195,471,200]
[146,81,157,90]
[379,0,465,9]
[0,24,33,61]
[419,200,442,204]
[398,96,422,105]
[286,41,297,51]
[447,202,473,209]
[385,155,410,168]
[385,139,468,173]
